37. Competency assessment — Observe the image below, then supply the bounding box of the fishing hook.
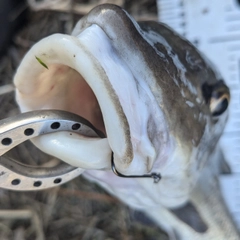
[111,153,161,183]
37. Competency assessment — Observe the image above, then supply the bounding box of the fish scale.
[158,0,240,229]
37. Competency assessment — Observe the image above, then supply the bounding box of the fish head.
[14,4,230,207]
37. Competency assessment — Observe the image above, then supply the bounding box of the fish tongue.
[31,131,112,169]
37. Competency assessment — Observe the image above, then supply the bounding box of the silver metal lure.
[0,110,103,191]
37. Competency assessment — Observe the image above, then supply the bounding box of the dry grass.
[0,0,168,239]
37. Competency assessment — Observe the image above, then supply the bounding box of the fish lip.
[74,25,134,166]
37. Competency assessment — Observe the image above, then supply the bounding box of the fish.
[13,4,239,240]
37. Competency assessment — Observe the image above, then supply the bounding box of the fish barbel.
[14,4,239,240]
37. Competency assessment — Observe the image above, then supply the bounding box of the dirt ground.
[0,0,169,239]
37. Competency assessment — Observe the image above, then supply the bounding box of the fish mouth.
[14,24,135,171]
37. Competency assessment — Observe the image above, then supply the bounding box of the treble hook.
[111,153,161,183]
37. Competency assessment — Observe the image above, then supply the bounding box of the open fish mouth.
[13,2,231,209]
[14,22,157,174]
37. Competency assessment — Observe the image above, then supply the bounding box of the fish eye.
[202,80,230,117]
[210,92,229,117]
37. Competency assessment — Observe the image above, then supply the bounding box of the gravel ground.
[0,0,168,239]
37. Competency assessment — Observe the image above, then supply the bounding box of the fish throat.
[37,64,106,134]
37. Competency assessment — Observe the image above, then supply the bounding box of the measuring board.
[157,0,240,227]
